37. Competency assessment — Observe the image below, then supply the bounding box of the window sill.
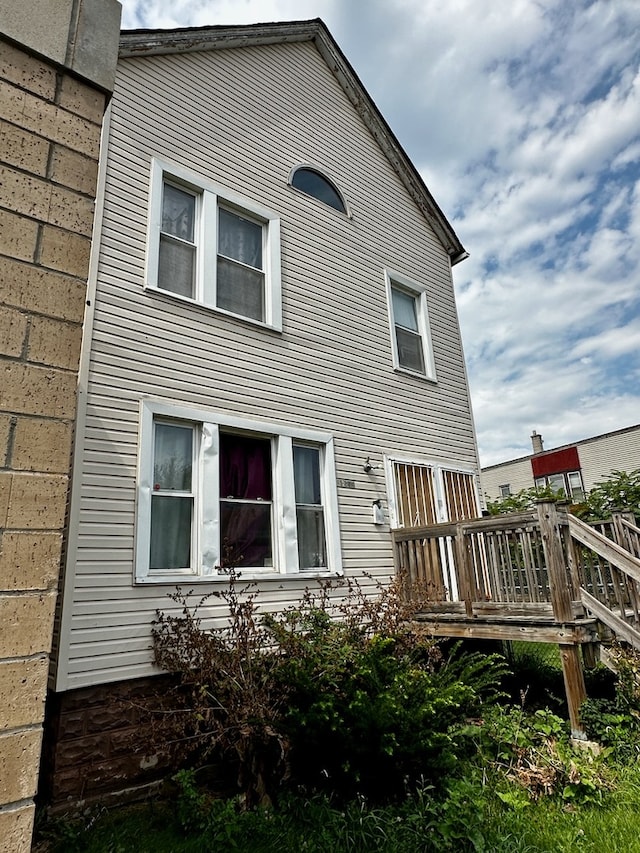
[393,366,438,383]
[136,569,343,585]
[144,284,283,334]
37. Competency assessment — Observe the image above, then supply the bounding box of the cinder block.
[0,531,62,590]
[0,165,52,221]
[0,258,87,322]
[50,145,99,196]
[11,417,73,473]
[0,40,57,99]
[58,75,106,124]
[0,362,77,418]
[0,729,42,802]
[6,472,69,530]
[39,225,91,278]
[0,119,49,175]
[50,104,101,159]
[0,80,100,158]
[0,592,56,656]
[55,733,110,769]
[0,802,35,853]
[0,208,38,262]
[48,183,95,237]
[57,707,85,740]
[27,315,82,371]
[0,307,27,357]
[0,657,48,730]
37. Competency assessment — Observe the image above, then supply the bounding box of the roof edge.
[118,19,466,263]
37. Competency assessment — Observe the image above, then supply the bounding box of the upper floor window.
[384,270,436,380]
[136,401,342,583]
[148,159,282,330]
[290,166,347,214]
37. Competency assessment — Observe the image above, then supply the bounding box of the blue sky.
[120,0,640,467]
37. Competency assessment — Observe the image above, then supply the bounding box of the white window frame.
[384,269,436,381]
[135,400,342,583]
[146,158,282,331]
[535,471,584,501]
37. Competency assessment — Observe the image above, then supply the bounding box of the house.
[481,424,640,504]
[43,19,480,806]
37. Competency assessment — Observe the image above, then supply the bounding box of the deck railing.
[392,503,639,625]
[392,501,640,736]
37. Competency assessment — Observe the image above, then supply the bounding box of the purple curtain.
[219,433,272,567]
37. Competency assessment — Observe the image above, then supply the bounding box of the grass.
[35,762,640,853]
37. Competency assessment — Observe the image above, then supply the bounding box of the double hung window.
[384,270,436,380]
[534,471,584,501]
[148,159,282,329]
[137,402,340,581]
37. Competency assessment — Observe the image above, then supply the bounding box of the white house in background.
[481,424,640,504]
[45,19,480,803]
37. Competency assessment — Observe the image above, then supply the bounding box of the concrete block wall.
[41,676,175,811]
[0,2,120,848]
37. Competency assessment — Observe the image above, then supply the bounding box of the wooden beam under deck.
[413,613,598,644]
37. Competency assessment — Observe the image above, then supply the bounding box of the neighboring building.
[0,1,120,847]
[482,425,640,504]
[43,20,481,805]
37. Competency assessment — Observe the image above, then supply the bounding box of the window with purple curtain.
[219,432,273,568]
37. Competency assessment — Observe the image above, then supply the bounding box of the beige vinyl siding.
[481,458,536,503]
[56,40,478,689]
[577,427,640,492]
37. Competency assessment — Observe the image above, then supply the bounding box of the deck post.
[537,500,586,735]
[559,643,588,738]
[454,522,474,617]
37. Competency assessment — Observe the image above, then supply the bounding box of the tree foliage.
[574,468,640,522]
[487,470,640,523]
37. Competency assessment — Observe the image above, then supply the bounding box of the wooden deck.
[392,501,640,735]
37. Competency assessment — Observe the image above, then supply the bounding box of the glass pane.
[217,257,264,321]
[296,507,326,569]
[291,168,345,213]
[392,287,419,331]
[218,208,263,269]
[293,445,322,505]
[395,327,425,373]
[567,472,584,500]
[220,501,272,568]
[220,433,272,500]
[162,183,195,242]
[547,473,566,494]
[154,423,192,490]
[150,495,192,569]
[158,235,195,297]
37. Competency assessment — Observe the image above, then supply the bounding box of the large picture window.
[136,402,341,582]
[147,159,282,330]
[384,269,436,380]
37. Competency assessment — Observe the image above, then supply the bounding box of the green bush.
[148,574,508,806]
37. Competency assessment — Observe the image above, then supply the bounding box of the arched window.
[290,166,347,214]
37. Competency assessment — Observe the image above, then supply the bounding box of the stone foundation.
[39,676,177,811]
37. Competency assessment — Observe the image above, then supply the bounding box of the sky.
[120,0,640,467]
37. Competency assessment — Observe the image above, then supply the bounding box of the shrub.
[146,573,508,806]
